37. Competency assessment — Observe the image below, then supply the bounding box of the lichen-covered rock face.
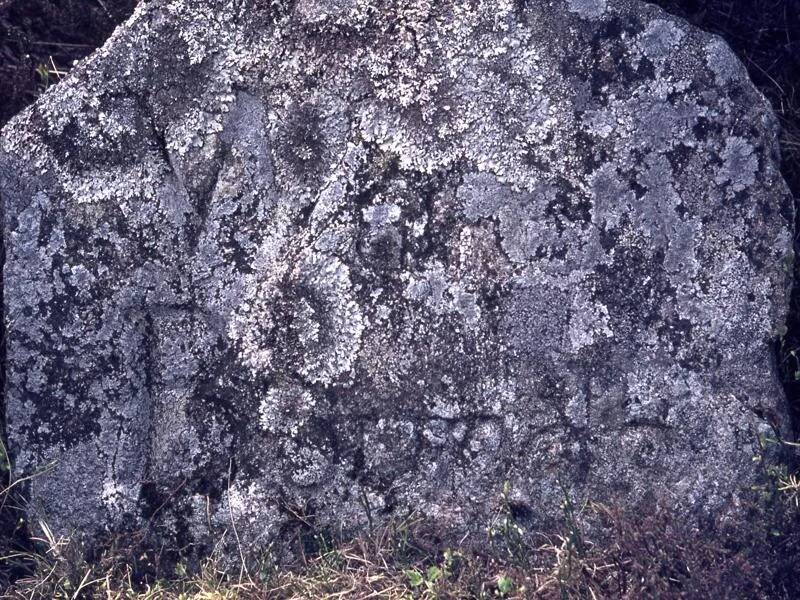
[0,0,794,557]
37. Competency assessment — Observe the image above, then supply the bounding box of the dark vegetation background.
[0,0,799,596]
[0,0,137,124]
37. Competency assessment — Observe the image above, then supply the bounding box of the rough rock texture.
[0,0,794,557]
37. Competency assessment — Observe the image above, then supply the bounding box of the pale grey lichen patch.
[403,261,480,326]
[638,19,685,61]
[0,0,793,562]
[363,202,401,226]
[286,443,330,486]
[706,39,744,85]
[295,0,360,25]
[569,286,614,352]
[459,172,515,222]
[715,136,759,193]
[590,163,634,230]
[404,261,450,314]
[294,253,365,384]
[566,0,607,19]
[664,217,701,284]
[632,153,681,247]
[231,250,365,386]
[259,384,316,436]
[213,480,283,552]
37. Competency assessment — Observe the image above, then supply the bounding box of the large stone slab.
[0,0,794,556]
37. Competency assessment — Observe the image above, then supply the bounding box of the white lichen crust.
[0,0,793,558]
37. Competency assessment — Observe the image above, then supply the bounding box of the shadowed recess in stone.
[0,0,794,560]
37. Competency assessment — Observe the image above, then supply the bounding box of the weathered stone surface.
[0,0,794,557]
